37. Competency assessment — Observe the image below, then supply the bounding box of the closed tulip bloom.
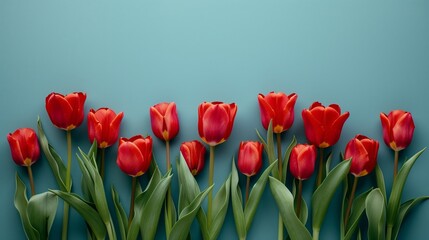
[7,128,40,167]
[345,135,379,177]
[150,102,180,141]
[302,102,350,148]
[258,92,298,133]
[45,92,87,130]
[237,141,263,177]
[380,110,415,151]
[180,140,206,175]
[117,135,153,177]
[289,144,317,180]
[88,108,124,148]
[198,101,237,146]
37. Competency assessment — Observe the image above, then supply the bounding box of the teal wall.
[1,1,428,239]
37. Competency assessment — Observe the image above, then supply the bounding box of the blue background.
[1,1,428,239]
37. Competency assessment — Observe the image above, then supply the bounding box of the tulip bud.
[87,108,124,148]
[302,102,350,148]
[289,144,317,180]
[180,140,206,175]
[117,135,152,177]
[7,128,40,167]
[237,141,263,177]
[198,101,237,146]
[258,91,298,133]
[45,92,87,130]
[344,135,379,177]
[150,102,180,141]
[380,110,415,151]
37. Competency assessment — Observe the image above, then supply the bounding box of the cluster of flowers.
[6,91,422,240]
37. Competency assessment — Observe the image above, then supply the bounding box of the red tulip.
[88,108,124,148]
[150,102,179,141]
[344,135,379,177]
[289,144,317,180]
[380,110,415,151]
[117,135,153,177]
[7,128,40,167]
[302,102,350,148]
[45,92,87,130]
[237,141,263,177]
[258,92,298,133]
[198,101,237,146]
[180,140,206,175]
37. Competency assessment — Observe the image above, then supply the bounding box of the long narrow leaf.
[392,196,429,240]
[269,177,312,240]
[282,136,297,183]
[366,189,385,240]
[231,160,246,239]
[343,188,373,240]
[14,173,39,240]
[112,187,128,240]
[27,192,58,240]
[375,164,386,205]
[209,175,231,240]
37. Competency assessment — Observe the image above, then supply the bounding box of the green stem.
[166,140,171,171]
[316,148,324,187]
[393,150,399,180]
[207,145,215,228]
[165,140,173,238]
[100,148,105,180]
[278,214,284,240]
[129,176,137,225]
[296,179,303,217]
[386,224,393,240]
[245,176,250,204]
[62,130,72,240]
[313,228,320,240]
[276,133,283,182]
[27,166,35,196]
[344,176,358,228]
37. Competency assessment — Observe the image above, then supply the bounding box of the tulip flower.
[45,91,86,239]
[7,128,40,196]
[87,107,124,179]
[198,101,237,227]
[257,91,298,134]
[237,141,263,202]
[150,102,180,142]
[343,134,379,227]
[380,110,415,179]
[117,135,153,224]
[45,92,87,130]
[180,140,206,176]
[302,102,350,186]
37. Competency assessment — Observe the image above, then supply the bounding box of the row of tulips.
[7,91,425,240]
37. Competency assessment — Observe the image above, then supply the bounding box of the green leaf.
[292,179,308,225]
[269,176,312,240]
[14,173,39,240]
[244,160,277,231]
[231,160,246,239]
[27,192,58,240]
[140,173,173,240]
[112,187,128,240]
[209,175,231,240]
[375,164,387,205]
[37,118,69,192]
[343,188,373,240]
[169,186,213,240]
[256,121,278,179]
[165,190,177,238]
[312,159,351,233]
[392,196,429,240]
[177,153,201,208]
[282,136,297,183]
[50,190,106,239]
[340,172,349,238]
[387,149,425,227]
[366,189,385,240]
[325,152,333,174]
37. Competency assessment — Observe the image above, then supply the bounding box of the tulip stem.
[316,148,324,187]
[129,176,137,225]
[276,133,284,240]
[245,176,250,204]
[393,150,399,180]
[100,148,105,180]
[207,145,215,228]
[296,179,303,217]
[165,140,173,237]
[27,166,35,196]
[278,214,283,240]
[166,140,171,171]
[344,176,358,228]
[62,130,72,240]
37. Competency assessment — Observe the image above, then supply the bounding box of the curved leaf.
[282,136,297,183]
[256,121,278,179]
[343,188,373,240]
[14,173,39,240]
[387,149,425,227]
[312,160,351,233]
[50,190,106,239]
[392,196,429,240]
[27,192,58,240]
[366,189,385,240]
[209,175,231,240]
[112,187,128,240]
[269,176,312,240]
[231,160,246,239]
[375,164,386,205]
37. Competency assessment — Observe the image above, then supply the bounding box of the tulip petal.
[201,105,229,145]
[380,113,392,147]
[46,94,74,129]
[117,142,145,177]
[150,106,165,140]
[302,109,325,146]
[325,111,350,147]
[392,113,414,150]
